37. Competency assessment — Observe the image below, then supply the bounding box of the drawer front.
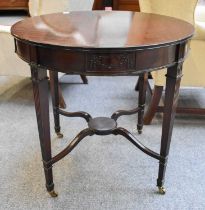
[86,52,136,73]
[0,0,28,9]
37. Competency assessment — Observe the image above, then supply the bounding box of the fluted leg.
[137,73,148,134]
[157,63,182,194]
[31,65,57,197]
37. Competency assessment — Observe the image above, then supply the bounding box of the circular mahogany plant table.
[11,11,194,197]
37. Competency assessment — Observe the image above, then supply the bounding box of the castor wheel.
[56,132,63,138]
[48,190,58,197]
[158,186,166,195]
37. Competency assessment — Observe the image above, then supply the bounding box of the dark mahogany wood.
[50,128,94,166]
[137,73,148,134]
[111,107,140,121]
[93,0,111,10]
[157,62,183,189]
[113,0,140,11]
[57,84,67,109]
[88,117,117,135]
[12,12,193,75]
[80,75,88,84]
[113,127,161,160]
[159,107,205,115]
[59,108,92,122]
[144,86,164,125]
[11,11,194,196]
[30,64,55,194]
[12,12,193,49]
[49,71,63,138]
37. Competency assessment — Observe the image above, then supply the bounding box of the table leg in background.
[137,73,148,134]
[49,71,63,138]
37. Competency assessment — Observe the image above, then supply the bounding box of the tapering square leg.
[157,63,183,194]
[31,65,57,197]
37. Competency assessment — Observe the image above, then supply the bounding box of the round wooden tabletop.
[11,11,194,49]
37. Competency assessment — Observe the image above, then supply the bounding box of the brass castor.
[56,132,63,138]
[158,186,166,195]
[49,190,58,197]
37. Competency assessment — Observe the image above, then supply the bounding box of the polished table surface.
[11,11,194,197]
[12,11,193,48]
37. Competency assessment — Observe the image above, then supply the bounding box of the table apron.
[14,39,189,75]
